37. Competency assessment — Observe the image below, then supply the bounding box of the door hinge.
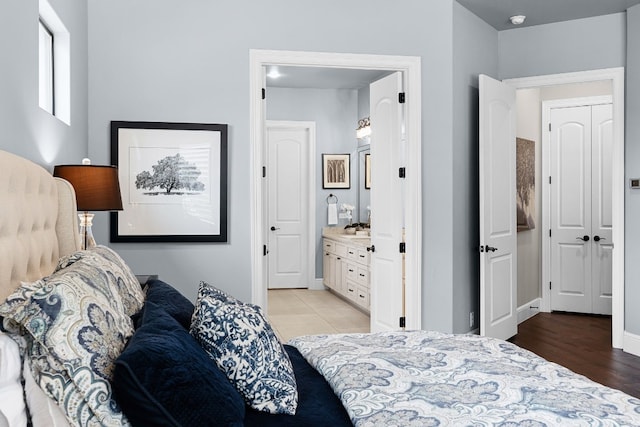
[549,229,551,237]
[263,245,268,256]
[549,176,551,184]
[399,92,405,104]
[399,316,406,328]
[399,242,406,253]
[262,88,266,100]
[549,281,552,290]
[262,166,266,178]
[399,167,406,178]
[548,123,551,132]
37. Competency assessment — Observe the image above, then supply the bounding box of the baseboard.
[517,298,541,324]
[623,331,640,357]
[309,278,325,291]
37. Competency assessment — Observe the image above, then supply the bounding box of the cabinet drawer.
[346,246,358,261]
[356,248,370,265]
[334,242,347,257]
[323,239,335,253]
[356,267,369,286]
[345,281,357,301]
[355,285,370,308]
[345,263,358,282]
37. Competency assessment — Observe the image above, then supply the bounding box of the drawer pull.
[359,254,365,258]
[359,273,365,277]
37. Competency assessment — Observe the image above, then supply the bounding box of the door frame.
[266,120,317,290]
[505,67,625,349]
[249,49,423,330]
[542,95,612,313]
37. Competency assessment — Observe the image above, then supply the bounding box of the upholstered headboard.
[0,150,80,302]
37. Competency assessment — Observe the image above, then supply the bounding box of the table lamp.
[53,159,123,250]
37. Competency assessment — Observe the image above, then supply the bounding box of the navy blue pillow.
[144,279,195,329]
[112,301,245,427]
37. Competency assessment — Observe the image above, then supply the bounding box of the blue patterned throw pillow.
[0,261,134,426]
[190,282,298,415]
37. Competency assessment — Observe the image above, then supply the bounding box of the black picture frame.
[110,121,228,243]
[322,153,350,189]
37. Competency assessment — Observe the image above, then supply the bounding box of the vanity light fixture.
[509,15,526,25]
[356,117,371,139]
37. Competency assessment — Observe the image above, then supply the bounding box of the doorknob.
[270,226,280,231]
[594,235,606,242]
[485,245,498,252]
[576,235,590,242]
[367,245,375,253]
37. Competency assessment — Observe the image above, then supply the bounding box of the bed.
[1,148,640,427]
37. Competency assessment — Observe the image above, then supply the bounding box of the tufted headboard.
[0,150,80,302]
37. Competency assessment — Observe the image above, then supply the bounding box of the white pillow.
[23,359,70,427]
[0,332,27,427]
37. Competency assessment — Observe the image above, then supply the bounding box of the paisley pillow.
[190,282,298,415]
[0,261,134,426]
[55,245,144,317]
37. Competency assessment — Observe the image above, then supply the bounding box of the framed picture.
[365,153,371,189]
[110,121,228,242]
[516,137,536,231]
[322,153,350,189]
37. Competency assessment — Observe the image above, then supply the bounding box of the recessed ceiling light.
[267,66,281,79]
[510,15,526,25]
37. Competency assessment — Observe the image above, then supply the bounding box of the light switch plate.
[631,178,640,189]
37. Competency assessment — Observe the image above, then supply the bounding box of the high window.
[38,0,70,124]
[38,19,54,114]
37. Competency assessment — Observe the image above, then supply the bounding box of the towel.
[328,203,338,225]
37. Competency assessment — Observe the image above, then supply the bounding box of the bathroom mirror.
[357,146,370,224]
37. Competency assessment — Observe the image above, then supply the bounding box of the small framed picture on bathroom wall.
[322,153,350,189]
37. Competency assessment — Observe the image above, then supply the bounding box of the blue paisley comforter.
[288,331,640,426]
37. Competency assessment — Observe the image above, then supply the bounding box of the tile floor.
[267,288,370,342]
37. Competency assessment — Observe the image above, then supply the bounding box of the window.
[38,0,70,124]
[38,19,54,114]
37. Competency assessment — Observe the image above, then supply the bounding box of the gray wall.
[452,2,498,332]
[266,87,359,280]
[0,0,88,168]
[626,4,640,335]
[87,0,459,326]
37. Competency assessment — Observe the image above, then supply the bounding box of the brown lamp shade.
[53,165,123,211]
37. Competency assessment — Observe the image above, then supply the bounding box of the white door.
[591,104,613,315]
[267,122,313,289]
[550,103,613,314]
[479,74,518,340]
[369,72,405,332]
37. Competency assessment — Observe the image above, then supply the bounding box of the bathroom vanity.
[322,229,371,312]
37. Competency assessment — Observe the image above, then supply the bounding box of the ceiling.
[456,0,640,31]
[266,0,640,89]
[266,66,390,90]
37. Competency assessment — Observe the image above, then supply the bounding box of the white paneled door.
[479,74,518,340]
[267,122,312,289]
[369,72,405,332]
[550,102,613,315]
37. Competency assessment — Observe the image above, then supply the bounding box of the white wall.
[87,0,459,332]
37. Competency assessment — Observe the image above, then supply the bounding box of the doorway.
[249,49,423,330]
[505,67,625,349]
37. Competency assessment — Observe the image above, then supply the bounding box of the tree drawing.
[516,138,535,230]
[135,153,205,195]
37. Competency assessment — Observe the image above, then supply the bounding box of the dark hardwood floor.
[510,312,640,398]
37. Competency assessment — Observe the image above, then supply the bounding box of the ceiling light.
[267,67,281,79]
[510,15,526,25]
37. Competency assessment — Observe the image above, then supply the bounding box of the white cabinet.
[322,236,370,311]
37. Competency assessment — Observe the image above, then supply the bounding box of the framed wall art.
[110,121,228,242]
[322,153,350,189]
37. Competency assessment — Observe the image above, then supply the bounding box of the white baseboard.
[309,278,325,291]
[623,331,640,357]
[517,298,541,324]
